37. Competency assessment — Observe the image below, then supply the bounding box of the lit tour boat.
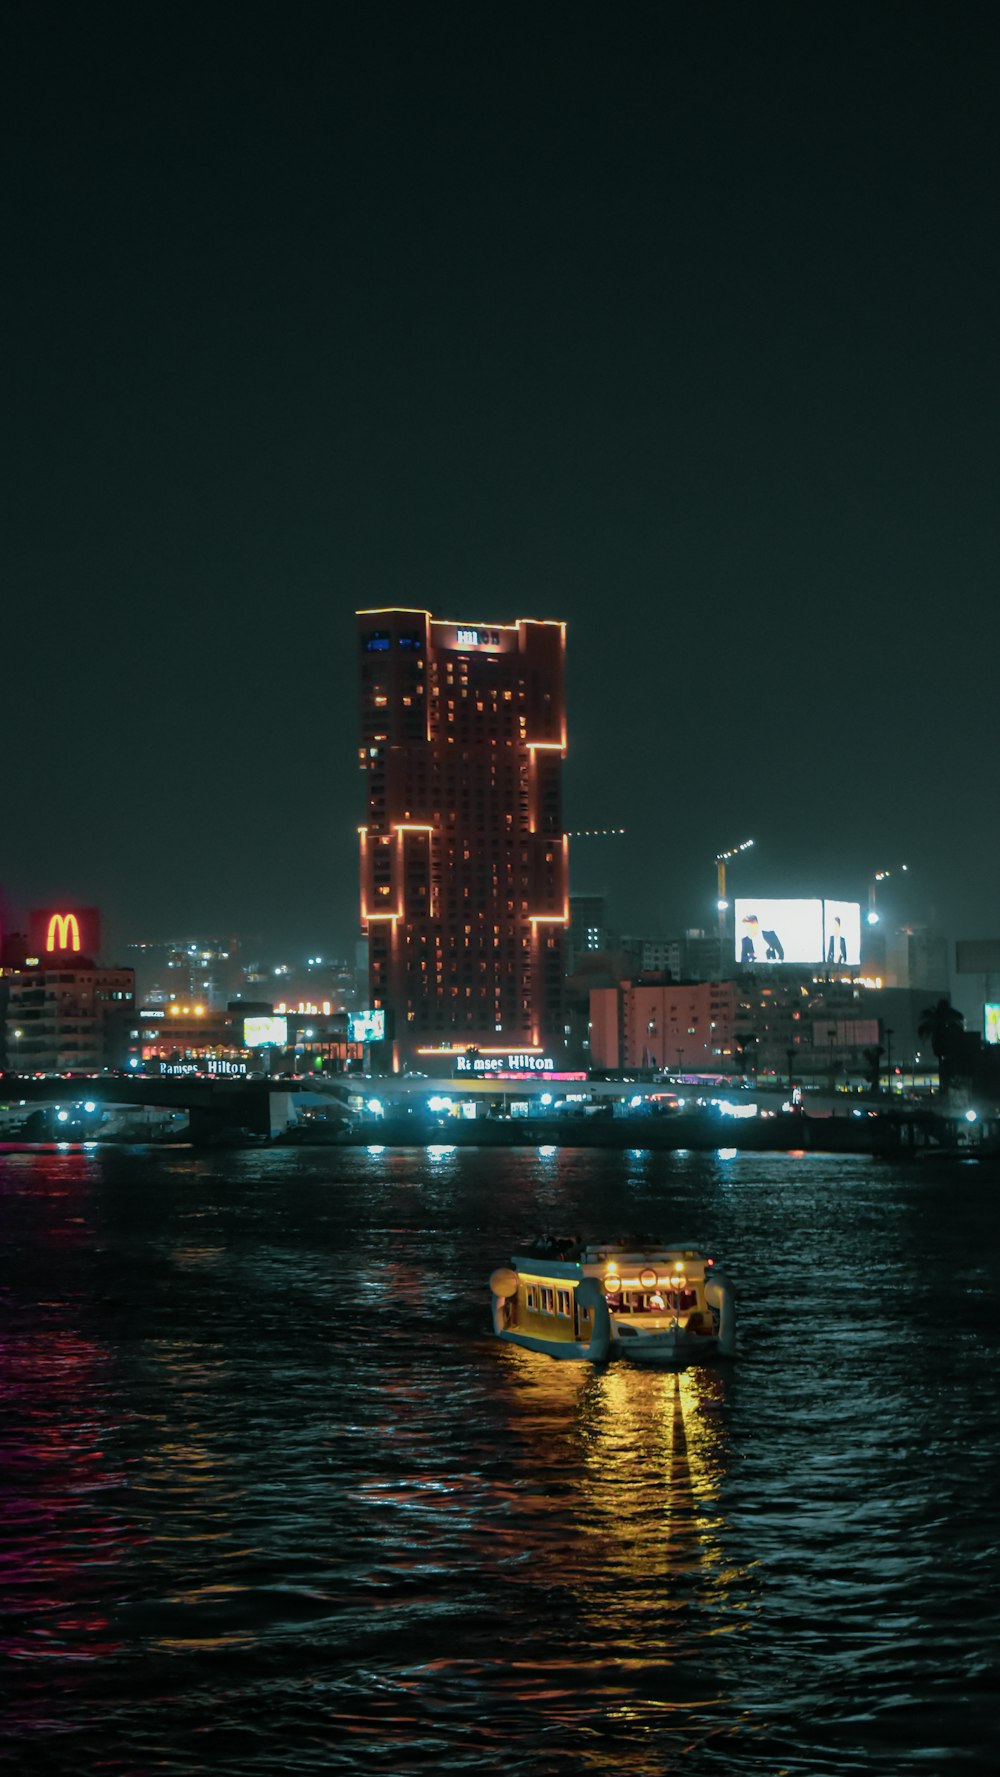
[489,1240,736,1365]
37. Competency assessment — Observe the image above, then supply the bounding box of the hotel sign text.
[456,1053,555,1074]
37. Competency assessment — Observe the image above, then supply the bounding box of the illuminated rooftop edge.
[356,608,565,628]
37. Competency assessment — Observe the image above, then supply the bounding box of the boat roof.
[513,1239,709,1265]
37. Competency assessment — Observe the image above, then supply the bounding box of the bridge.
[1,1074,355,1142]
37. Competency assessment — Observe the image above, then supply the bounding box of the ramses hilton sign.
[456,1053,555,1074]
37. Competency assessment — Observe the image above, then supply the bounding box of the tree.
[862,1044,885,1094]
[917,999,965,1091]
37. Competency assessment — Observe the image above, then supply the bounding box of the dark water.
[2,1143,999,1775]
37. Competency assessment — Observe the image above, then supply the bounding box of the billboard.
[735,899,823,966]
[29,906,101,959]
[349,1008,386,1043]
[822,900,862,968]
[985,1005,1000,1046]
[957,940,1000,974]
[735,899,863,967]
[243,1015,288,1048]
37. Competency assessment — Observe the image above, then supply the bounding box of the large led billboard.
[822,900,862,967]
[348,1008,386,1043]
[244,1015,288,1048]
[985,1005,1000,1046]
[735,899,823,966]
[735,898,863,966]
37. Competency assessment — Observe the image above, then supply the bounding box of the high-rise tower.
[357,608,568,1070]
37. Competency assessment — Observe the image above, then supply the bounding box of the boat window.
[556,1288,571,1317]
[540,1286,555,1314]
[526,1286,537,1311]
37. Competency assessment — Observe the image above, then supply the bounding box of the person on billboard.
[741,914,784,964]
[827,917,848,965]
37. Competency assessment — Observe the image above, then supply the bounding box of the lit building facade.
[567,894,612,971]
[590,980,738,1072]
[357,608,568,1069]
[5,964,135,1072]
[127,936,240,1008]
[1,904,134,1073]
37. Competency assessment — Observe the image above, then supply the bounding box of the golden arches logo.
[46,912,81,952]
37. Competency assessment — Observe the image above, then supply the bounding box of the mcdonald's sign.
[29,907,101,959]
[47,912,80,951]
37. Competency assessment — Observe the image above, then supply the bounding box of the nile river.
[2,1143,998,1774]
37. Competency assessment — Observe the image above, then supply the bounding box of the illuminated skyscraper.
[357,609,568,1069]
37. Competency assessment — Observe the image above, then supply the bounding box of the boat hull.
[494,1329,603,1362]
[615,1329,722,1366]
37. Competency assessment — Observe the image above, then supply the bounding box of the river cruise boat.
[489,1239,735,1365]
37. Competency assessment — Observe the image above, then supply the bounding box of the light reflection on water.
[0,1143,998,1774]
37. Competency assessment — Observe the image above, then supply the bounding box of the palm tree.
[862,1043,885,1095]
[734,1034,758,1081]
[917,998,965,1090]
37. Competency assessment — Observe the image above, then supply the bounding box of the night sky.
[5,2,999,959]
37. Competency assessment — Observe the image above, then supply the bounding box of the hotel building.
[357,608,568,1070]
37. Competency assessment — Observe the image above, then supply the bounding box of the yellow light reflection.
[496,1351,751,1646]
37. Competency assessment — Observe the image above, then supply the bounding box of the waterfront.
[2,1144,998,1774]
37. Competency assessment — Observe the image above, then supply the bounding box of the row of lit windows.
[526,1285,572,1317]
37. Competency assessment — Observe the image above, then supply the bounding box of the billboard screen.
[985,1005,1000,1046]
[822,900,862,967]
[348,1008,386,1043]
[29,906,101,959]
[244,1015,288,1048]
[957,940,1000,974]
[735,899,823,966]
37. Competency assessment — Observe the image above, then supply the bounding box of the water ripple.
[1,1144,998,1773]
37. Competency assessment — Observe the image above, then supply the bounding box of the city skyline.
[4,14,1000,1773]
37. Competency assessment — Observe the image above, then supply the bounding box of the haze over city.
[5,2,999,959]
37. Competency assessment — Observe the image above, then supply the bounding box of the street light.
[13,1028,23,1073]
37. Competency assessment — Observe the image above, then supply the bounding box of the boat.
[489,1239,735,1365]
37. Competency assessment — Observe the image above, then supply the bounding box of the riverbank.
[300,1106,984,1156]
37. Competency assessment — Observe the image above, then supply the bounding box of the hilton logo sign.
[28,907,101,959]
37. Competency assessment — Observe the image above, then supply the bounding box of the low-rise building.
[590,979,738,1071]
[5,964,135,1073]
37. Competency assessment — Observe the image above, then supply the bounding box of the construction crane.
[715,838,755,972]
[867,863,908,926]
[566,827,626,839]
